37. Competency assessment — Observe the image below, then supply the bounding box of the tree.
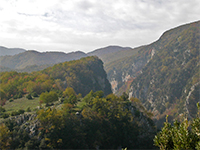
[0,106,6,113]
[63,87,78,105]
[26,93,32,100]
[0,123,11,149]
[32,92,38,97]
[154,115,199,149]
[63,87,76,98]
[39,91,58,105]
[64,95,77,105]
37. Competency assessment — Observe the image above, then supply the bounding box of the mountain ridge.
[104,20,200,126]
[0,45,133,72]
[0,46,26,56]
[0,50,88,70]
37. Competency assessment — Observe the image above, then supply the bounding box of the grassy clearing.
[2,96,87,117]
[3,96,40,113]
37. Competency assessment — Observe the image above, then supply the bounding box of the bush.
[11,111,18,116]
[18,109,25,114]
[154,115,199,149]
[2,113,9,119]
[9,98,13,102]
[32,92,38,97]
[40,91,58,105]
[26,107,31,112]
[26,94,32,100]
[0,106,6,113]
[18,93,23,98]
[13,95,18,99]
[10,109,25,116]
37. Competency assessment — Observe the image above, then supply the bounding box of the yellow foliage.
[0,123,11,150]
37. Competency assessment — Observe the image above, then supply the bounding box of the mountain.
[0,56,112,101]
[105,21,200,125]
[87,45,134,64]
[129,21,200,120]
[0,50,87,70]
[88,45,132,56]
[0,46,26,56]
[42,56,112,96]
[0,45,136,72]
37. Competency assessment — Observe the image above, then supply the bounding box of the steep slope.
[0,46,26,56]
[105,21,199,95]
[127,21,200,121]
[0,56,112,101]
[42,56,112,96]
[0,50,87,70]
[104,45,146,93]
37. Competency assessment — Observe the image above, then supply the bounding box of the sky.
[0,0,199,53]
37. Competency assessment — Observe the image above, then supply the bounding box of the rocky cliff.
[104,21,200,122]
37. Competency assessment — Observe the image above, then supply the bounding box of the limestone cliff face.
[105,21,200,121]
[129,21,200,118]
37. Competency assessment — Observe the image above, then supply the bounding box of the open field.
[2,97,40,114]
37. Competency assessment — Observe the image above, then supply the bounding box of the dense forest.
[0,56,111,106]
[0,90,156,149]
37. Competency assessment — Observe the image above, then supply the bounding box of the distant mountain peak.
[0,46,26,56]
[0,49,87,70]
[87,45,132,57]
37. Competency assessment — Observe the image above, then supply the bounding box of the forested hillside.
[129,21,200,123]
[0,91,156,149]
[102,21,200,126]
[0,56,112,105]
[105,21,199,95]
[0,56,155,149]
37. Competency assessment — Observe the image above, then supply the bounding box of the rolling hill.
[0,46,26,56]
[0,50,87,70]
[0,45,133,72]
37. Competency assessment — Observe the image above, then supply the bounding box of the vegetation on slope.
[0,56,112,106]
[154,107,200,150]
[0,91,156,149]
[129,21,200,121]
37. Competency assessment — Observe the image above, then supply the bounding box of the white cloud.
[0,0,199,53]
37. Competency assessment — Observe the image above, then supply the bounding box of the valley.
[0,20,200,149]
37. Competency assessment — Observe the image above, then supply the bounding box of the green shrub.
[32,92,38,97]
[18,109,25,114]
[26,107,31,112]
[13,95,18,99]
[2,113,9,119]
[0,106,6,113]
[40,91,58,105]
[9,98,13,102]
[26,94,33,100]
[154,115,200,150]
[10,109,25,116]
[11,111,18,116]
[18,93,23,98]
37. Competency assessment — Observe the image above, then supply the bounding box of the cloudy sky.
[0,0,199,53]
